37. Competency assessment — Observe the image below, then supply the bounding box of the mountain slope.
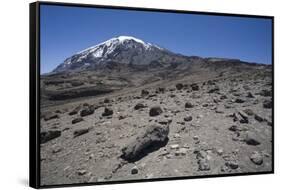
[53,36,188,73]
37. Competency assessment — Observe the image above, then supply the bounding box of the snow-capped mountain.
[52,36,185,73]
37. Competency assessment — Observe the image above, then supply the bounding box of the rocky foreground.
[40,68,272,186]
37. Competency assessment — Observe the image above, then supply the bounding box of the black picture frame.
[30,1,274,189]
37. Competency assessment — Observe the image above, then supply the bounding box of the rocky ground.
[40,66,272,186]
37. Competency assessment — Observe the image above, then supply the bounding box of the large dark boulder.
[121,125,169,162]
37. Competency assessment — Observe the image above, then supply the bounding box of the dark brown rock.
[208,86,220,93]
[141,89,149,97]
[44,113,59,121]
[235,98,245,103]
[72,117,83,124]
[250,151,263,165]
[73,128,89,138]
[259,89,272,97]
[263,100,272,109]
[176,83,184,90]
[244,132,261,146]
[80,105,95,117]
[185,101,194,108]
[191,83,199,91]
[121,125,169,162]
[40,130,61,144]
[254,114,264,122]
[149,106,163,117]
[102,107,113,117]
[134,103,146,110]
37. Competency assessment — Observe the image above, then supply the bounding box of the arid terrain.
[41,62,272,185]
[39,36,273,186]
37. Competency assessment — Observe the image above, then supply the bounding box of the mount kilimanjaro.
[42,35,271,105]
[53,36,187,73]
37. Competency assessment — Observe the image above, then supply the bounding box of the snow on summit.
[76,36,156,56]
[53,36,168,73]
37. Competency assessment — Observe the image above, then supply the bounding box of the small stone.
[73,128,89,138]
[191,83,199,91]
[72,117,83,124]
[119,115,126,120]
[184,116,193,122]
[220,95,228,100]
[80,106,95,117]
[52,146,62,154]
[208,86,220,93]
[149,106,163,116]
[254,114,264,122]
[158,118,172,125]
[202,103,209,107]
[263,100,272,109]
[175,148,187,156]
[170,144,179,149]
[131,166,138,174]
[244,108,254,116]
[134,103,146,110]
[235,98,245,103]
[244,132,261,146]
[104,98,110,103]
[250,151,263,165]
[185,101,194,108]
[259,89,272,97]
[193,136,199,141]
[40,130,61,144]
[44,113,59,121]
[247,92,255,98]
[226,161,239,169]
[229,125,238,132]
[156,87,165,93]
[231,112,248,123]
[141,89,149,97]
[198,159,210,171]
[215,109,224,114]
[102,107,113,117]
[77,170,87,176]
[216,148,224,156]
[176,83,184,90]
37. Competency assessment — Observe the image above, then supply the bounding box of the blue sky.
[40,4,272,74]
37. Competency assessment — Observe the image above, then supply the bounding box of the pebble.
[170,144,179,149]
[226,161,239,169]
[250,151,263,165]
[175,148,187,156]
[216,148,224,156]
[77,170,87,176]
[131,166,138,174]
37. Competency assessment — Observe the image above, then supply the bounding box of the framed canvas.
[29,1,274,188]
